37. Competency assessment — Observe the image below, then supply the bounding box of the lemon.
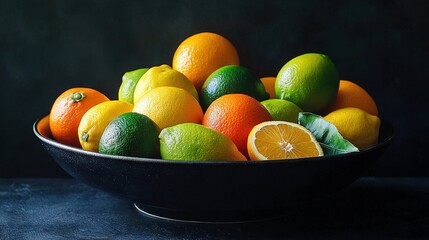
[133,64,199,103]
[324,107,380,150]
[98,112,160,158]
[133,86,203,130]
[159,123,246,161]
[78,100,133,151]
[118,68,149,104]
[275,53,339,114]
[261,99,302,123]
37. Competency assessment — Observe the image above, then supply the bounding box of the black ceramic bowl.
[34,114,394,222]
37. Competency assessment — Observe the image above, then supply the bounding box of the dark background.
[1,0,427,177]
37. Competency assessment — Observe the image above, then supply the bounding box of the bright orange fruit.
[260,76,276,99]
[202,94,272,158]
[172,32,240,91]
[326,80,379,116]
[49,87,109,147]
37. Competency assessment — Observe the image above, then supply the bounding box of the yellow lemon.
[159,123,246,161]
[133,86,203,130]
[133,64,199,103]
[324,107,380,150]
[78,100,133,151]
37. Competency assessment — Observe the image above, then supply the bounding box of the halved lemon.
[247,121,324,160]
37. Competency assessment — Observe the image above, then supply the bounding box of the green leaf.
[298,112,359,156]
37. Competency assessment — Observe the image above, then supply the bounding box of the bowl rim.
[33,114,394,166]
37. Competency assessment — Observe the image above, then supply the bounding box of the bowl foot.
[134,203,285,224]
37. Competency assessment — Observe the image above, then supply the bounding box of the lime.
[159,123,246,161]
[99,112,160,158]
[133,64,198,103]
[118,68,148,104]
[261,99,302,123]
[326,80,379,116]
[199,65,269,110]
[275,53,339,114]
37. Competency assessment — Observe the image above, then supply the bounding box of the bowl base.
[134,203,285,224]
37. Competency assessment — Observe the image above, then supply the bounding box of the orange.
[49,87,110,148]
[260,77,276,99]
[326,80,379,116]
[202,94,272,158]
[247,121,323,160]
[172,32,240,91]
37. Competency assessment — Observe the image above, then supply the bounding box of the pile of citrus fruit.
[48,32,381,161]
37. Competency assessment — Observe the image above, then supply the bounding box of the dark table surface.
[1,177,428,240]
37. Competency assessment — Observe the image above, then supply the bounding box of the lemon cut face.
[247,121,323,160]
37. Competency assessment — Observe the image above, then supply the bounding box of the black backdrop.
[1,0,428,177]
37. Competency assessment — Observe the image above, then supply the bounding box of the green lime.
[261,99,302,123]
[199,65,269,110]
[159,123,246,161]
[98,112,160,158]
[118,68,149,104]
[275,53,339,114]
